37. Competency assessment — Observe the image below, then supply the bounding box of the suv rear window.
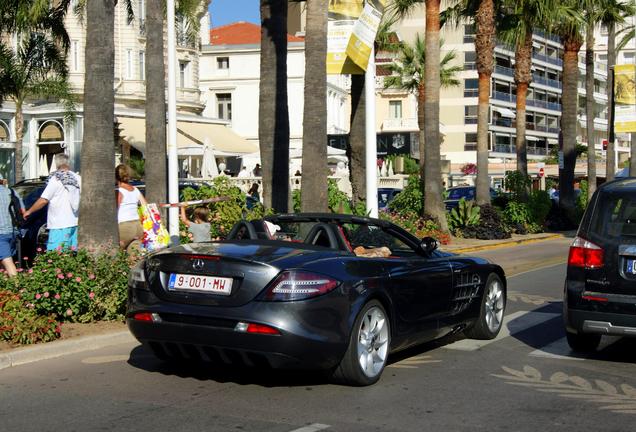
[590,193,636,239]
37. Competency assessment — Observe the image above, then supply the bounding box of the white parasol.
[49,154,57,173]
[201,137,218,178]
[38,155,48,177]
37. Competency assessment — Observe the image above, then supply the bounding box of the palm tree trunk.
[348,74,366,207]
[606,22,616,181]
[145,0,167,209]
[514,31,532,183]
[79,0,118,250]
[417,83,426,214]
[585,25,596,199]
[423,0,447,231]
[259,0,290,212]
[301,0,328,212]
[475,0,495,206]
[560,36,583,221]
[14,100,23,182]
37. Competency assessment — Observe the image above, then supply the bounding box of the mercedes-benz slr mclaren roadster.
[127,213,506,385]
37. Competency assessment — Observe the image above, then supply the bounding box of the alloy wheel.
[356,306,389,378]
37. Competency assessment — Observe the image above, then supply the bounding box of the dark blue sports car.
[127,213,506,385]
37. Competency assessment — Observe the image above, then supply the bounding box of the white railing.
[382,118,418,131]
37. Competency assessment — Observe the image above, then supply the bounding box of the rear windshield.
[447,188,474,200]
[590,192,636,239]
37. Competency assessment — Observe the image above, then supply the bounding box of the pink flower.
[27,268,33,274]
[66,272,73,278]
[57,274,64,280]
[43,292,49,298]
[47,259,53,263]
[66,309,73,316]
[23,256,29,261]
[89,292,95,299]
[75,276,82,283]
[54,294,60,300]
[55,268,62,273]
[70,245,77,251]
[27,303,34,309]
[88,274,95,280]
[16,268,23,272]
[35,293,41,300]
[37,247,43,252]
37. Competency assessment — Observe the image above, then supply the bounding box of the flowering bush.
[460,163,477,175]
[0,290,60,345]
[1,248,136,324]
[380,211,451,245]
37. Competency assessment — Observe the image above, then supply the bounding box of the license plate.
[628,260,636,275]
[168,274,233,295]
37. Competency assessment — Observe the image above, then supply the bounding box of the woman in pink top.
[116,164,147,251]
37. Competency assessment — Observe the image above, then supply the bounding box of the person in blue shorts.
[0,174,22,276]
[24,153,81,251]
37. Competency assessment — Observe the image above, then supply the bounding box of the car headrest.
[304,222,339,249]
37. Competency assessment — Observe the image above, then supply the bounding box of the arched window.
[0,120,9,142]
[38,120,65,144]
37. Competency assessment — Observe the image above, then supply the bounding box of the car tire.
[332,300,390,386]
[465,273,506,340]
[566,330,601,353]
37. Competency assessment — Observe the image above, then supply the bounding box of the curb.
[0,330,136,371]
[449,233,565,254]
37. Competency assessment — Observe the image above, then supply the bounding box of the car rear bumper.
[127,288,351,370]
[565,308,636,336]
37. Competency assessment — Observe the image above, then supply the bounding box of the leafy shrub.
[448,198,480,234]
[380,211,451,245]
[388,175,422,215]
[503,201,545,234]
[0,290,61,345]
[385,155,419,175]
[576,179,589,219]
[181,176,267,240]
[528,190,552,226]
[504,170,531,202]
[460,205,511,240]
[1,248,135,323]
[291,181,367,216]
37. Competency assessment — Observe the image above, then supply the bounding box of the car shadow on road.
[126,345,333,387]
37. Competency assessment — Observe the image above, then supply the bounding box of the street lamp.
[166,0,179,243]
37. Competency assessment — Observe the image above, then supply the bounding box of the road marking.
[443,310,560,351]
[287,424,330,432]
[508,290,558,306]
[388,355,441,369]
[530,336,622,361]
[507,261,566,278]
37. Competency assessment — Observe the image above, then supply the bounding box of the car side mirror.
[419,236,438,255]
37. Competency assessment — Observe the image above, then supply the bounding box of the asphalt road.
[2,251,635,431]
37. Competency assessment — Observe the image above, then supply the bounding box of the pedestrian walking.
[246,183,260,210]
[116,164,146,251]
[24,153,80,251]
[0,174,23,276]
[179,205,211,242]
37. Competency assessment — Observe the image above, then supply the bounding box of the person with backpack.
[24,153,81,251]
[0,173,23,276]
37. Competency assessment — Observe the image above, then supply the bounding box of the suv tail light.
[568,236,604,269]
[260,270,340,301]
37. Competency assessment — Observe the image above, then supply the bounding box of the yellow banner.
[327,0,365,75]
[615,64,636,133]
[345,0,387,71]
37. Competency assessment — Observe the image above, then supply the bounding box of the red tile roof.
[210,21,304,46]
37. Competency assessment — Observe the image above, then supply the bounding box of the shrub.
[460,205,511,240]
[1,248,135,323]
[0,290,60,345]
[448,198,480,234]
[291,181,367,216]
[181,176,267,240]
[504,170,531,202]
[388,175,422,215]
[380,211,451,245]
[528,190,552,226]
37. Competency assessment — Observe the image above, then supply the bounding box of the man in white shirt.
[24,153,81,251]
[237,166,250,178]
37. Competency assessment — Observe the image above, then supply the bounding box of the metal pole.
[365,47,378,218]
[166,0,179,242]
[631,18,636,176]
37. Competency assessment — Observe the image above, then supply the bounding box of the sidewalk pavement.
[1,230,574,371]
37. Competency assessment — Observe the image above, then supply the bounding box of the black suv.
[564,178,636,351]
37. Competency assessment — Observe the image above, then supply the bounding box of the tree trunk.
[145,0,167,209]
[79,0,118,250]
[514,31,532,183]
[417,83,426,216]
[606,22,616,181]
[301,0,328,212]
[585,25,596,199]
[474,0,494,206]
[14,100,23,182]
[348,73,366,207]
[259,0,290,212]
[560,36,583,221]
[423,0,447,231]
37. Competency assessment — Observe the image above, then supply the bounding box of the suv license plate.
[627,260,636,274]
[168,274,233,295]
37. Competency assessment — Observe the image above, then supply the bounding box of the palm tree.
[600,0,635,182]
[78,0,118,250]
[384,36,461,218]
[144,0,167,209]
[552,2,584,221]
[301,0,328,212]
[259,0,290,213]
[0,33,75,182]
[348,73,366,208]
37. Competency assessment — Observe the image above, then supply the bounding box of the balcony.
[534,30,561,43]
[526,99,561,111]
[494,65,514,77]
[532,52,563,67]
[493,144,547,155]
[492,91,516,103]
[382,118,419,131]
[532,75,562,89]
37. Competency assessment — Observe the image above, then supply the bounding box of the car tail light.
[568,236,604,269]
[133,312,154,322]
[261,270,340,301]
[235,322,280,335]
